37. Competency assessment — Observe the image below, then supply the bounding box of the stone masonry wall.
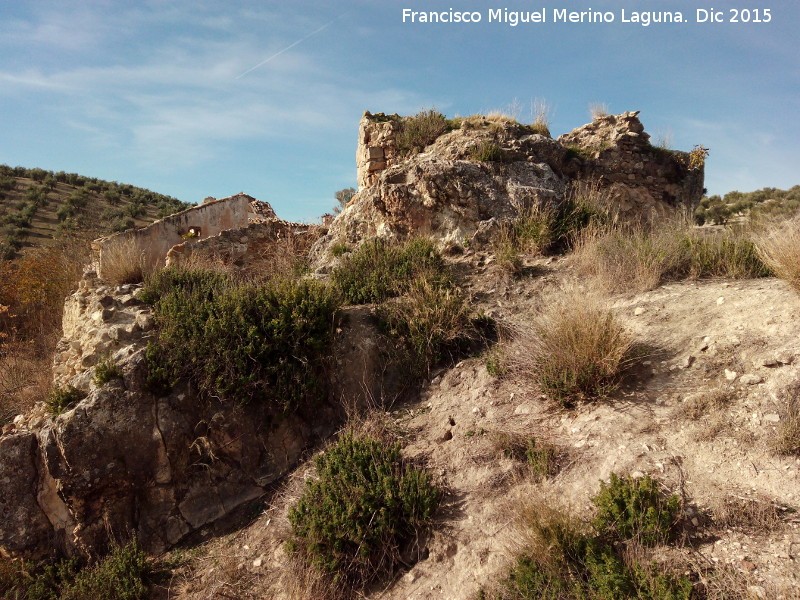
[558,111,705,215]
[92,194,262,281]
[355,110,704,219]
[165,219,313,274]
[356,112,403,189]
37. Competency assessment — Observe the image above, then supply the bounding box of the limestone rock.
[0,433,54,558]
[1,281,349,559]
[314,116,567,267]
[313,110,704,269]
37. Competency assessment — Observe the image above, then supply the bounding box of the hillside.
[0,165,191,259]
[695,185,800,226]
[1,111,799,600]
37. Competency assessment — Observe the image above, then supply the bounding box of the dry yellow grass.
[573,214,770,294]
[589,102,609,119]
[512,285,636,404]
[100,236,146,284]
[754,217,800,292]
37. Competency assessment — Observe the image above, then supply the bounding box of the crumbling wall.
[558,111,705,216]
[356,112,403,188]
[355,110,705,221]
[165,219,314,275]
[92,194,263,281]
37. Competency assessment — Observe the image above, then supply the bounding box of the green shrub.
[329,242,349,257]
[585,546,692,600]
[46,385,86,415]
[481,483,691,600]
[486,539,691,600]
[0,556,79,600]
[0,174,16,192]
[490,555,572,600]
[0,542,148,600]
[288,433,441,591]
[592,473,681,546]
[397,109,450,156]
[93,354,122,385]
[470,140,504,162]
[330,237,447,305]
[143,267,338,408]
[61,541,150,600]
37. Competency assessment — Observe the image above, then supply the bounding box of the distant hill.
[0,165,193,259]
[695,185,800,225]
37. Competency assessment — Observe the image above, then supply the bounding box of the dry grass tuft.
[0,341,51,424]
[512,494,590,572]
[774,394,800,456]
[489,430,560,480]
[485,111,519,124]
[529,98,552,136]
[589,102,609,119]
[100,236,146,284]
[753,217,800,292]
[492,203,556,274]
[680,387,736,420]
[573,215,769,294]
[711,493,785,533]
[512,285,636,404]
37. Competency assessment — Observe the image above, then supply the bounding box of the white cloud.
[0,5,425,171]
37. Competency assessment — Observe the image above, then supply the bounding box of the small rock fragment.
[747,586,766,600]
[739,374,763,386]
[724,369,738,381]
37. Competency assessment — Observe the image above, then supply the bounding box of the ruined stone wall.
[92,194,258,281]
[355,110,704,219]
[356,112,403,188]
[165,219,314,275]
[558,111,705,215]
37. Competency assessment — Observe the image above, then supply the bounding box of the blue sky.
[0,1,797,222]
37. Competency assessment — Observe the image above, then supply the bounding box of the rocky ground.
[161,251,800,600]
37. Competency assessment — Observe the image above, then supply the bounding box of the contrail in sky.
[235,13,347,79]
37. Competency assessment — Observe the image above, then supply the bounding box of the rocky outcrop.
[53,272,154,387]
[314,117,567,268]
[0,272,382,559]
[313,111,704,268]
